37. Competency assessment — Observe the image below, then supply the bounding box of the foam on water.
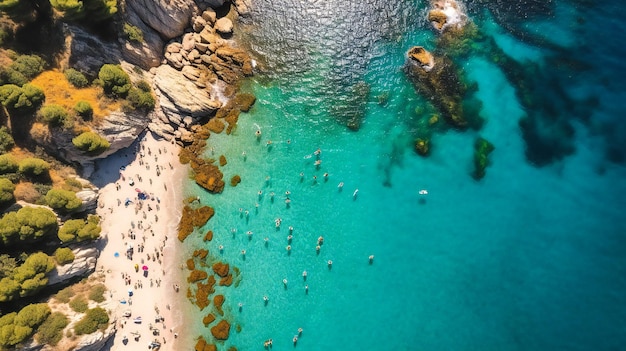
[181,1,626,350]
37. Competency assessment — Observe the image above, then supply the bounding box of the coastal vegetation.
[72,131,110,155]
[473,137,495,180]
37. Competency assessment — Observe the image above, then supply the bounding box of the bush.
[0,55,46,86]
[69,295,88,313]
[0,83,45,114]
[64,68,89,88]
[88,284,106,303]
[54,247,75,265]
[39,104,68,126]
[0,178,15,207]
[0,252,55,301]
[74,100,93,120]
[0,154,18,174]
[45,188,82,213]
[126,86,155,111]
[51,0,117,22]
[58,218,101,243]
[55,286,74,303]
[15,303,51,328]
[0,207,58,245]
[123,23,143,43]
[0,126,14,153]
[97,64,130,97]
[35,312,68,346]
[73,307,108,335]
[72,131,110,155]
[18,157,50,177]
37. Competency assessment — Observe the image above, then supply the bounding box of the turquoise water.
[183,1,626,350]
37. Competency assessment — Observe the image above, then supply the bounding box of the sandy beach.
[94,132,190,350]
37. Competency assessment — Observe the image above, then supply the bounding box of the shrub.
[0,253,55,301]
[0,154,18,174]
[55,286,74,303]
[0,126,14,153]
[64,177,83,191]
[123,23,143,43]
[73,307,108,335]
[45,188,82,213]
[126,86,155,111]
[15,303,51,328]
[69,295,88,313]
[72,131,110,155]
[0,178,15,207]
[35,312,68,346]
[63,68,89,88]
[74,100,93,120]
[18,157,50,177]
[10,55,45,81]
[0,207,58,245]
[58,218,101,243]
[88,284,106,303]
[51,0,117,22]
[0,254,16,279]
[0,83,45,114]
[97,64,130,97]
[39,104,68,126]
[54,247,75,265]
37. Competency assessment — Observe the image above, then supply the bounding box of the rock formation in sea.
[427,0,468,32]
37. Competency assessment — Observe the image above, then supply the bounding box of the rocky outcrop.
[428,0,468,32]
[64,24,122,76]
[125,0,198,40]
[154,64,222,119]
[41,109,151,177]
[48,245,99,286]
[210,319,230,340]
[120,5,164,69]
[150,7,254,141]
[407,46,435,72]
[76,188,99,213]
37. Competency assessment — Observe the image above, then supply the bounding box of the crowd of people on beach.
[97,135,183,350]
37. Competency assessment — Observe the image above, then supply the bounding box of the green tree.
[64,68,89,88]
[15,303,51,328]
[45,188,82,213]
[0,154,18,174]
[0,207,58,245]
[39,104,68,126]
[0,254,16,279]
[0,125,15,152]
[18,157,50,177]
[72,131,110,155]
[126,86,155,111]
[97,64,130,97]
[35,312,68,346]
[0,54,46,86]
[51,0,117,22]
[0,277,19,302]
[0,177,15,206]
[74,100,93,119]
[54,247,75,265]
[58,218,100,243]
[0,83,45,115]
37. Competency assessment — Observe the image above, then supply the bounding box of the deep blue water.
[182,1,626,350]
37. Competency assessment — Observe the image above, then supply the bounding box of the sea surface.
[182,1,626,350]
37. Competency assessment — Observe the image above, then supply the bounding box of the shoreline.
[94,132,192,350]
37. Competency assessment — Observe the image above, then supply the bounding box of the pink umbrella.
[142,265,148,271]
[135,188,142,193]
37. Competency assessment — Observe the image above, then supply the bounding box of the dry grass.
[30,70,121,121]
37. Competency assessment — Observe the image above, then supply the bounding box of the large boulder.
[428,0,468,32]
[126,0,198,40]
[214,17,233,35]
[407,46,435,72]
[76,189,99,213]
[154,64,222,119]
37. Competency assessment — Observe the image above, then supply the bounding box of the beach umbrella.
[142,265,149,271]
[135,188,142,192]
[114,252,119,257]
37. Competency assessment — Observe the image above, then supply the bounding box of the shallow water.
[182,1,626,349]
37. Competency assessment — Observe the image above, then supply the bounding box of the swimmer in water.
[255,129,261,138]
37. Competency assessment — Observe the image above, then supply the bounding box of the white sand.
[95,132,191,350]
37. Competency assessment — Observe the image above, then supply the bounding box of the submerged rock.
[428,0,468,32]
[210,320,230,340]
